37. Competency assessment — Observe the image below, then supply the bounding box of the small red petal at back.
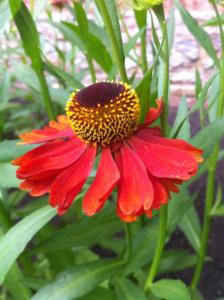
[18,115,73,145]
[143,98,163,126]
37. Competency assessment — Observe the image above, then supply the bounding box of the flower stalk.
[191,0,224,288]
[144,4,169,291]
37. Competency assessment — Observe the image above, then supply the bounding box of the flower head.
[127,0,164,10]
[13,82,203,222]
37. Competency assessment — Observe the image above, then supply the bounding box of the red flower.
[13,82,203,222]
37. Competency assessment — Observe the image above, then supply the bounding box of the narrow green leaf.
[0,0,11,30]
[0,72,11,111]
[195,69,202,100]
[9,1,42,70]
[191,117,224,159]
[104,0,124,61]
[124,219,159,275]
[136,30,165,122]
[175,0,218,66]
[172,74,217,138]
[159,250,197,274]
[32,259,123,300]
[0,206,56,284]
[115,278,147,300]
[150,279,191,300]
[0,163,20,188]
[179,206,201,252]
[29,208,122,254]
[0,140,34,163]
[77,287,116,300]
[169,96,190,140]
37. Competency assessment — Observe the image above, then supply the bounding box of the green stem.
[124,223,132,264]
[144,4,169,291]
[144,206,167,290]
[36,68,55,120]
[86,55,96,83]
[191,0,224,288]
[96,0,128,82]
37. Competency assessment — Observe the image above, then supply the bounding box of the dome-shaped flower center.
[66,82,140,146]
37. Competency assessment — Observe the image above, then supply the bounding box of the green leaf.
[0,71,11,111]
[0,0,11,30]
[195,69,202,100]
[159,250,197,274]
[169,96,190,140]
[136,30,165,122]
[104,0,124,62]
[150,279,191,300]
[175,0,218,66]
[115,278,147,300]
[211,184,224,216]
[29,207,122,254]
[77,287,116,300]
[179,206,201,252]
[0,140,34,163]
[191,117,224,159]
[9,1,42,71]
[203,15,224,27]
[124,219,159,275]
[32,259,123,300]
[172,74,217,138]
[0,206,56,284]
[0,163,20,188]
[188,288,204,300]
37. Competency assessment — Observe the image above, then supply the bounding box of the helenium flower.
[13,82,203,222]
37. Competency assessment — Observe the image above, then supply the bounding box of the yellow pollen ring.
[65,82,140,147]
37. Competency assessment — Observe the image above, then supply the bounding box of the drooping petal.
[130,137,198,180]
[148,173,169,210]
[18,115,73,145]
[50,145,96,213]
[116,205,139,222]
[137,127,203,163]
[143,98,163,126]
[12,136,81,166]
[83,147,120,216]
[115,143,154,217]
[20,176,55,197]
[16,138,86,178]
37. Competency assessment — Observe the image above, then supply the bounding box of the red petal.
[20,177,55,196]
[16,139,86,178]
[137,128,203,163]
[130,137,198,180]
[49,145,96,213]
[115,143,154,216]
[18,115,73,145]
[13,137,80,166]
[116,205,138,222]
[148,173,169,210]
[143,98,163,126]
[83,147,120,216]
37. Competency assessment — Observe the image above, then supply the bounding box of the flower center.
[66,82,140,146]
